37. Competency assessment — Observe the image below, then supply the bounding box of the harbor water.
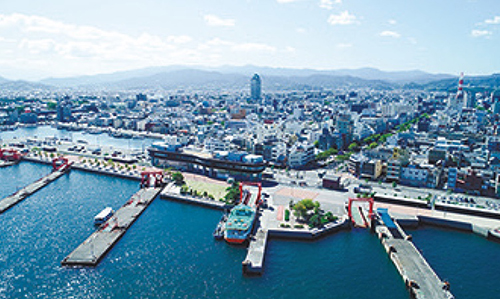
[0,162,408,299]
[0,125,156,150]
[409,226,500,299]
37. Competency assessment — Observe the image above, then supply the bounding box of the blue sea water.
[0,162,410,299]
[408,226,500,299]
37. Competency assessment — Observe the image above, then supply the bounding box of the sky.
[0,0,499,80]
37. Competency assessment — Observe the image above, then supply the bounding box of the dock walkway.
[62,187,163,267]
[0,166,70,214]
[377,212,454,299]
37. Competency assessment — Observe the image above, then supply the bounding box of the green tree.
[348,142,359,152]
[224,181,240,205]
[172,171,184,185]
[47,101,57,110]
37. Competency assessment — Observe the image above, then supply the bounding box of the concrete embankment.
[0,166,70,214]
[160,183,232,210]
[0,160,18,168]
[268,216,350,240]
[375,194,500,220]
[62,187,163,267]
[391,213,499,241]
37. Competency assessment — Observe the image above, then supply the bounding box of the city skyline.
[0,0,499,80]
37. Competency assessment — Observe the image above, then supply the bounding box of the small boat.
[213,214,227,240]
[94,207,114,225]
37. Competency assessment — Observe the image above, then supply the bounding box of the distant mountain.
[90,69,395,91]
[209,65,454,84]
[40,65,189,88]
[0,76,10,84]
[408,74,500,92]
[38,65,454,89]
[3,65,497,92]
[0,80,53,91]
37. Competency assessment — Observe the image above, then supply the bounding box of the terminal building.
[148,142,266,181]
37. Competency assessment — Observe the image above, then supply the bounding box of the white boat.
[94,207,114,225]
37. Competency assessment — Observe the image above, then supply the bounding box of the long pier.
[61,187,163,267]
[0,166,70,214]
[242,226,268,275]
[376,210,454,299]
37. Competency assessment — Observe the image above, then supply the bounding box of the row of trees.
[291,199,338,228]
[316,113,431,162]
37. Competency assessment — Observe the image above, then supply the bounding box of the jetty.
[62,187,163,267]
[242,227,268,275]
[376,208,454,299]
[0,163,71,214]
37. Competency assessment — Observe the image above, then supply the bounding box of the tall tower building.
[250,74,261,101]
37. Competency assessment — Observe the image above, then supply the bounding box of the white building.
[288,142,315,168]
[204,138,229,153]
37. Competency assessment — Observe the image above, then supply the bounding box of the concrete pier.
[376,213,454,299]
[0,166,70,214]
[61,187,163,267]
[242,228,268,275]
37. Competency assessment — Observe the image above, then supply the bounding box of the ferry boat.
[224,182,262,244]
[224,204,256,243]
[94,207,114,225]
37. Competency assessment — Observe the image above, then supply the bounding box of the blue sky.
[0,0,498,80]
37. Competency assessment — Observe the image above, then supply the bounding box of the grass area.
[184,178,228,200]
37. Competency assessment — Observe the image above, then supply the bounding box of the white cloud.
[276,0,301,3]
[485,16,500,25]
[166,35,193,44]
[319,0,341,10]
[203,14,235,27]
[336,43,352,49]
[327,11,358,25]
[471,29,492,37]
[407,37,417,44]
[232,42,276,52]
[296,27,307,34]
[0,13,294,79]
[379,30,401,38]
[388,19,397,25]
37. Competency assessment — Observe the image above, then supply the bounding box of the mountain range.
[1,65,498,92]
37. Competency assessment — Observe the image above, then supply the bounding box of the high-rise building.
[56,96,72,123]
[336,113,354,150]
[250,74,261,101]
[492,90,500,115]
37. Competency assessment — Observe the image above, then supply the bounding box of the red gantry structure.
[0,149,22,161]
[348,197,374,228]
[52,156,71,171]
[239,182,262,207]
